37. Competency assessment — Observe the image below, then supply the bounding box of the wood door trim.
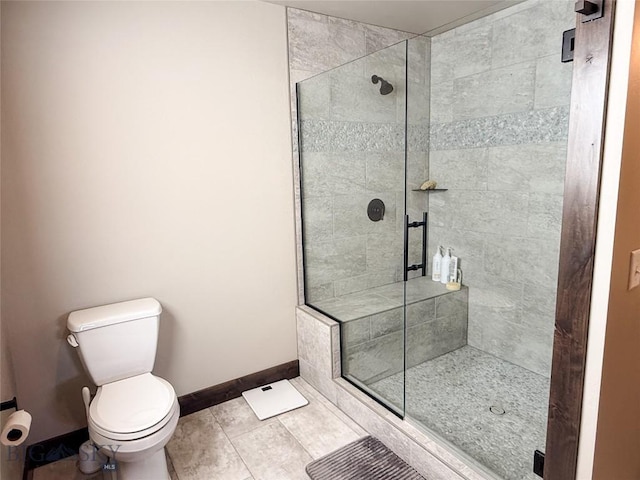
[545,1,617,478]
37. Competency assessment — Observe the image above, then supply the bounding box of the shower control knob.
[367,199,385,222]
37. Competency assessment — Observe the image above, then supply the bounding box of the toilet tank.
[67,298,162,386]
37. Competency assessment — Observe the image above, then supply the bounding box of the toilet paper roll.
[1,410,32,446]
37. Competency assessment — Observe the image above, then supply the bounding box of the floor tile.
[232,422,313,480]
[167,410,250,480]
[279,401,361,459]
[210,397,278,439]
[33,455,104,480]
[290,377,368,437]
[166,450,178,480]
[29,377,370,480]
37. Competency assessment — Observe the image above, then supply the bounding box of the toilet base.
[115,448,169,480]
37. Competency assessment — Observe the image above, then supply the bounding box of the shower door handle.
[403,212,428,281]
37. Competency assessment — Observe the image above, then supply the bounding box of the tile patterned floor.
[371,346,550,480]
[32,378,367,480]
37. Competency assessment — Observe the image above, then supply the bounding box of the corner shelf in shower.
[411,188,448,192]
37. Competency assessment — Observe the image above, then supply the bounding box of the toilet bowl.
[88,373,179,478]
[67,298,179,480]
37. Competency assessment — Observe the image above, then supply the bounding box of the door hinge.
[562,28,576,63]
[575,0,604,22]
[533,450,545,477]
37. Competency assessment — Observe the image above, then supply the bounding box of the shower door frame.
[545,1,616,479]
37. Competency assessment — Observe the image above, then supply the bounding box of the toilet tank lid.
[67,298,162,333]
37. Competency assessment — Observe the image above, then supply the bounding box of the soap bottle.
[431,246,442,282]
[440,247,451,284]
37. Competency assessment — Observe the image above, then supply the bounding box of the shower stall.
[296,1,576,479]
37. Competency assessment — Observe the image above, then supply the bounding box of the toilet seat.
[89,373,177,441]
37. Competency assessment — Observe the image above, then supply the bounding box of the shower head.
[371,75,394,95]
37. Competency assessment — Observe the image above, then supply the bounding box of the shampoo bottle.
[449,254,459,283]
[432,246,442,282]
[440,248,451,284]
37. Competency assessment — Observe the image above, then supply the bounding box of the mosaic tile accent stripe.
[300,120,429,153]
[430,106,569,151]
[407,125,431,153]
[300,107,568,154]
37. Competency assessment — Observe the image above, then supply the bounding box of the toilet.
[66,298,179,480]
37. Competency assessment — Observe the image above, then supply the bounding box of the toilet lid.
[90,373,175,434]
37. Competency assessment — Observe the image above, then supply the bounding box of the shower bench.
[312,276,469,390]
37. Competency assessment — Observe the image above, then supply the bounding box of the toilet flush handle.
[66,334,79,348]
[81,387,91,421]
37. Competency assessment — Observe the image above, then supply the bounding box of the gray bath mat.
[306,436,425,480]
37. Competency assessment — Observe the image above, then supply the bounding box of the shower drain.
[489,405,506,415]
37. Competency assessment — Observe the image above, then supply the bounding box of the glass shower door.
[401,2,576,480]
[297,0,575,477]
[297,41,408,415]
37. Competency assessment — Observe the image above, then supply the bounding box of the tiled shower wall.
[427,0,575,375]
[289,9,431,304]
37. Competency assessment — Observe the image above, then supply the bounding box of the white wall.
[0,0,13,407]
[0,2,23,476]
[0,321,15,407]
[1,0,296,444]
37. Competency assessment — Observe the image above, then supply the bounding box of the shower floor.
[370,345,549,480]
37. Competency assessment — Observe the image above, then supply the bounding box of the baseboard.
[20,359,299,478]
[178,359,300,416]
